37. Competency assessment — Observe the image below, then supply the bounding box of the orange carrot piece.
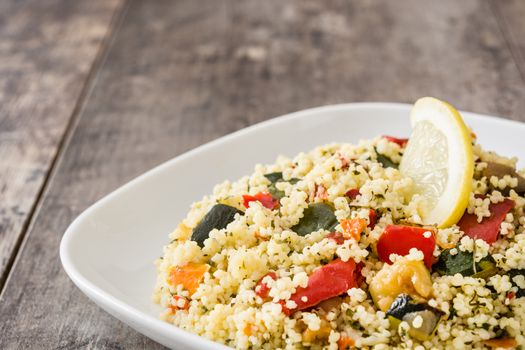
[483,338,517,349]
[169,295,189,312]
[243,323,255,336]
[168,263,208,294]
[338,335,355,349]
[340,218,367,241]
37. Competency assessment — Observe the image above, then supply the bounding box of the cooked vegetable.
[315,184,329,200]
[386,294,426,320]
[376,225,436,268]
[264,172,285,183]
[375,147,398,169]
[457,197,515,244]
[170,295,189,312]
[386,294,444,341]
[254,271,277,298]
[368,208,378,228]
[483,338,518,349]
[370,259,432,312]
[264,172,300,199]
[191,204,243,247]
[383,135,409,147]
[302,317,331,342]
[472,255,498,279]
[243,323,255,336]
[317,296,343,313]
[168,263,208,294]
[345,188,361,199]
[433,247,497,278]
[482,161,525,194]
[326,231,346,244]
[291,203,338,236]
[337,335,356,350]
[340,218,367,242]
[281,259,360,315]
[242,191,279,210]
[509,269,525,297]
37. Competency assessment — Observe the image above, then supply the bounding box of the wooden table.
[1,0,524,348]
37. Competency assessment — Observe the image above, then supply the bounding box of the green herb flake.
[374,147,399,169]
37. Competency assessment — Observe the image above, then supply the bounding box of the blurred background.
[0,0,524,348]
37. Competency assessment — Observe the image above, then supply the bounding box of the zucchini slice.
[386,294,444,341]
[191,204,244,247]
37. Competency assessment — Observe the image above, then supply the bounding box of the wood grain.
[489,0,525,120]
[1,0,524,348]
[0,0,124,287]
[490,0,525,80]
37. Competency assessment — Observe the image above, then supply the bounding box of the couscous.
[154,101,524,349]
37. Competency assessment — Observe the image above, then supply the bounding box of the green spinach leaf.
[434,247,497,278]
[191,204,243,247]
[291,203,338,236]
[374,147,398,169]
[264,172,300,199]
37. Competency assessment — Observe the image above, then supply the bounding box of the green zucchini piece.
[509,269,525,298]
[191,204,243,247]
[434,247,497,279]
[291,203,338,236]
[374,147,398,169]
[264,172,300,199]
[386,294,426,320]
[403,309,443,341]
[386,294,444,341]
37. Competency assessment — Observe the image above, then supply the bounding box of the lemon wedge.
[400,97,473,227]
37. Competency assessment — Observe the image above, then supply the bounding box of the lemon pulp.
[400,97,473,227]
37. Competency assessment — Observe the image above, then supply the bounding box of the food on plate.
[153,97,524,349]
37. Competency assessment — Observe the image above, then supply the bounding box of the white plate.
[60,103,525,349]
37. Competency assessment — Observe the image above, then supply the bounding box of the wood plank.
[490,0,525,81]
[0,0,124,287]
[1,0,524,348]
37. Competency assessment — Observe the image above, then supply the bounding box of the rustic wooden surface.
[0,0,124,288]
[0,0,524,349]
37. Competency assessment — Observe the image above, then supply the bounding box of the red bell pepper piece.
[254,272,277,298]
[345,188,360,199]
[243,192,279,210]
[383,135,409,147]
[315,184,328,200]
[282,259,359,315]
[376,225,436,268]
[326,232,346,244]
[337,152,350,169]
[458,197,515,244]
